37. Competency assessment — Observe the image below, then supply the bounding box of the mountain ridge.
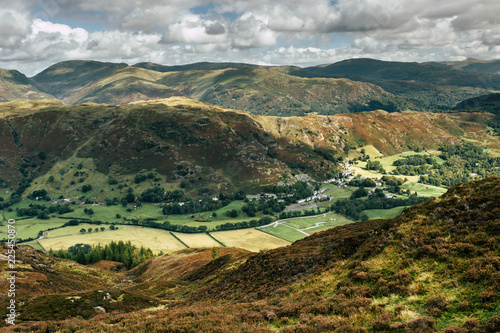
[3,58,499,115]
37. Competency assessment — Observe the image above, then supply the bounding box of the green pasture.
[401,182,446,197]
[0,217,66,241]
[362,206,407,220]
[259,212,354,242]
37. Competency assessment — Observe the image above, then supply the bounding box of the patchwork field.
[210,229,291,252]
[258,212,354,242]
[39,224,187,254]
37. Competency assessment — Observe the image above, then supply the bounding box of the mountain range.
[2,58,500,116]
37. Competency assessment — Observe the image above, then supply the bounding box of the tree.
[94,228,99,232]
[82,185,92,193]
[227,209,238,218]
[80,228,86,234]
[87,227,93,233]
[100,227,105,232]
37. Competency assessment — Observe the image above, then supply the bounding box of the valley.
[0,58,499,332]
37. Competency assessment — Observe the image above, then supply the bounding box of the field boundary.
[207,232,227,247]
[257,228,296,243]
[169,232,190,248]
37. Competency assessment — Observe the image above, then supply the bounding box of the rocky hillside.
[2,176,499,332]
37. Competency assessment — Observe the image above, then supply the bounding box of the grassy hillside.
[0,69,54,102]
[31,61,185,104]
[159,67,404,116]
[454,93,500,116]
[2,176,499,332]
[1,98,497,196]
[29,60,404,115]
[0,97,344,195]
[134,61,258,72]
[426,58,500,75]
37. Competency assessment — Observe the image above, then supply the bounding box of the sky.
[1,0,499,76]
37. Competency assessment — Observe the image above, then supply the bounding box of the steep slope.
[291,58,500,111]
[158,66,404,116]
[454,93,500,116]
[0,69,54,102]
[31,60,185,104]
[30,60,404,115]
[0,97,341,194]
[3,177,499,332]
[0,98,498,195]
[426,58,500,75]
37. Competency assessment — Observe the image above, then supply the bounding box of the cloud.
[0,9,32,48]
[1,0,500,76]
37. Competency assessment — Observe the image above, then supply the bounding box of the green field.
[172,232,222,248]
[36,221,290,254]
[351,150,445,183]
[0,217,66,241]
[362,206,407,220]
[259,212,354,242]
[401,182,447,197]
[210,229,290,252]
[39,224,187,254]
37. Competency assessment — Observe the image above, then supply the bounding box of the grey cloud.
[205,22,226,35]
[86,39,99,49]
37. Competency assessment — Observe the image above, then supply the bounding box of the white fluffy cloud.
[0,0,499,76]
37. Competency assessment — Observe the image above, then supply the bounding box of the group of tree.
[366,160,386,173]
[50,241,154,269]
[393,155,437,166]
[262,181,316,204]
[162,197,232,215]
[215,216,273,231]
[16,203,74,219]
[79,226,106,233]
[27,189,51,201]
[331,189,430,220]
[241,197,286,217]
[398,143,500,187]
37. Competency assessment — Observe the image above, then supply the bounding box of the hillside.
[2,176,499,332]
[3,58,499,114]
[291,58,500,111]
[30,61,185,104]
[0,69,54,102]
[28,60,403,115]
[134,61,258,72]
[157,66,404,115]
[0,97,497,198]
[426,58,500,75]
[454,93,500,116]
